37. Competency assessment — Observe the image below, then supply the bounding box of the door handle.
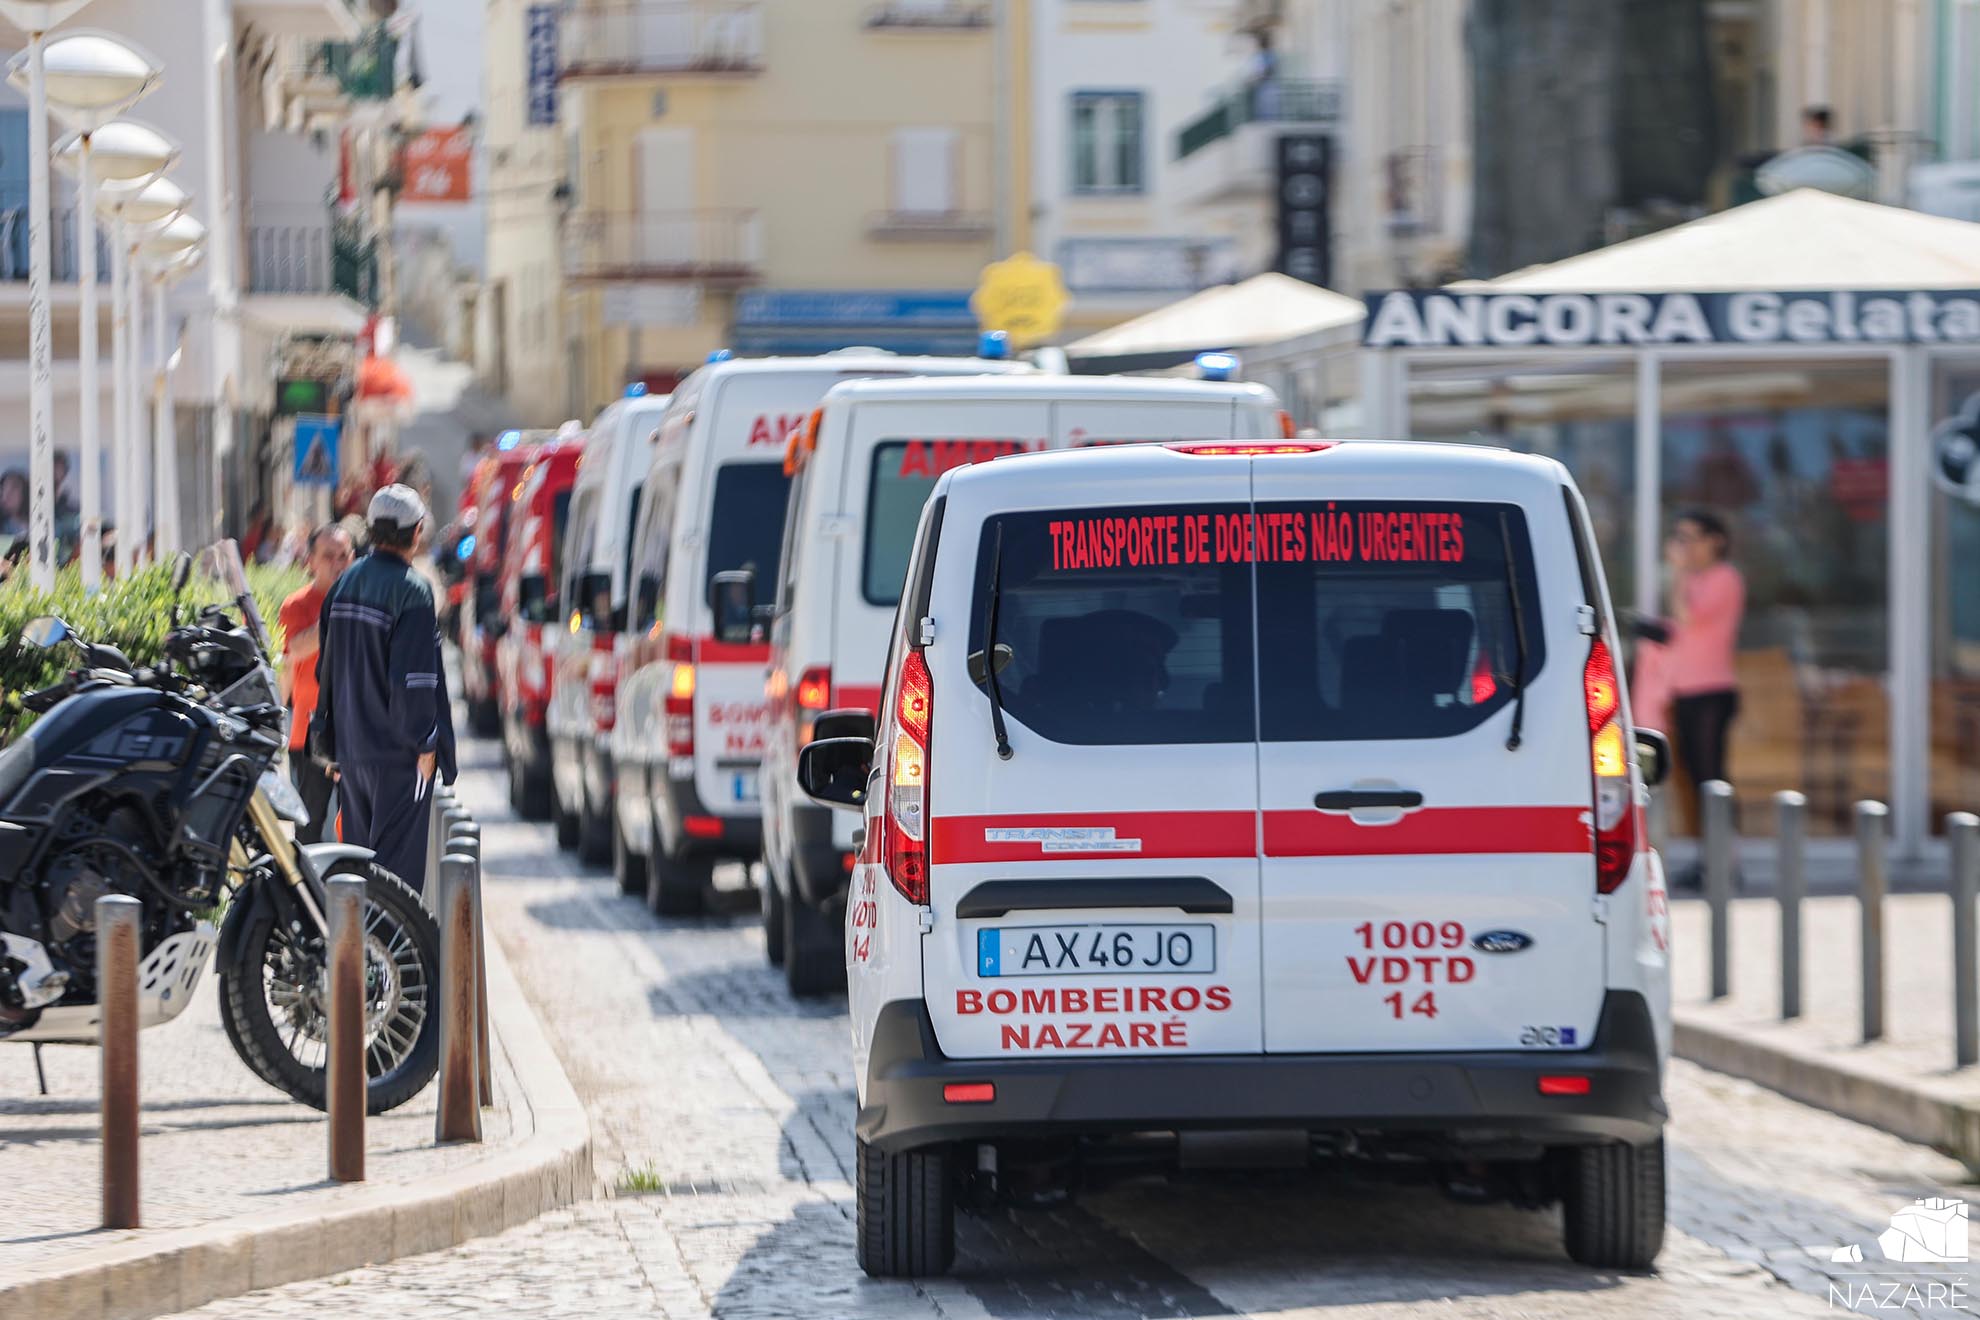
[1313,789,1424,811]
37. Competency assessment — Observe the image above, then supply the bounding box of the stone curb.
[1673,1014,1980,1173]
[0,934,593,1320]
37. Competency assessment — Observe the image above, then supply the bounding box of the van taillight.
[666,657,696,759]
[884,650,932,905]
[588,646,618,732]
[795,665,832,748]
[1584,638,1635,893]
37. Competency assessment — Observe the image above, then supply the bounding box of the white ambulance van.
[762,375,1288,995]
[610,350,1029,913]
[797,440,1674,1277]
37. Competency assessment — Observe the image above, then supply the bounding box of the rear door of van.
[1249,466,1606,1052]
[922,465,1264,1059]
[1056,397,1251,448]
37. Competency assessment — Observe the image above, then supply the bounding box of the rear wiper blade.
[1498,511,1529,751]
[977,521,1014,760]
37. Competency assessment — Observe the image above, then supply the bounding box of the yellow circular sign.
[972,252,1070,346]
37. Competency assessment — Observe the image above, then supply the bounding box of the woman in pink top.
[1663,509,1745,829]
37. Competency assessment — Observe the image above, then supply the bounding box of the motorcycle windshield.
[199,540,271,658]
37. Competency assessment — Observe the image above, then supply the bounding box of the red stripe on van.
[697,638,770,664]
[1263,806,1593,857]
[836,684,882,714]
[932,812,1256,863]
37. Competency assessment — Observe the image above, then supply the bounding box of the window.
[521,489,573,624]
[1251,502,1545,743]
[969,504,1257,746]
[704,462,792,608]
[865,439,1037,606]
[891,128,959,215]
[561,487,599,624]
[1071,91,1145,195]
[773,452,815,622]
[629,474,677,634]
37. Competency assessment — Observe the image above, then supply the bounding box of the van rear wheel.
[856,1137,954,1278]
[613,816,648,897]
[647,850,711,916]
[784,891,843,997]
[762,868,787,966]
[553,791,579,850]
[1561,1137,1666,1269]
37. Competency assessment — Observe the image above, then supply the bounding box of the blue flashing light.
[707,348,735,364]
[978,330,1010,360]
[495,429,522,451]
[456,534,476,562]
[624,381,648,398]
[1195,351,1241,382]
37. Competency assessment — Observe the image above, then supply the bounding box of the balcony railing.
[1175,78,1342,161]
[0,205,104,283]
[247,218,379,306]
[864,1,991,29]
[559,3,765,77]
[562,210,764,281]
[301,25,400,101]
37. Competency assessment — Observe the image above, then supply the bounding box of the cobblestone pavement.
[1,954,520,1281]
[157,746,1980,1317]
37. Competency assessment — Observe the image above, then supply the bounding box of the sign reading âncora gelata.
[1362,289,1980,348]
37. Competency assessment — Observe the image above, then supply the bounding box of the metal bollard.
[1857,800,1889,1043]
[326,875,367,1182]
[96,894,142,1229]
[446,832,494,1108]
[423,792,445,915]
[1702,780,1736,1001]
[1777,791,1806,1020]
[435,852,483,1143]
[1952,812,1980,1068]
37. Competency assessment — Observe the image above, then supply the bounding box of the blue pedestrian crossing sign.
[294,414,340,488]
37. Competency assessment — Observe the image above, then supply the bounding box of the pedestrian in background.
[278,524,355,843]
[311,485,458,892]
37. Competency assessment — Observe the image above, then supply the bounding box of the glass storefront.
[1931,358,1980,833]
[1657,360,1891,837]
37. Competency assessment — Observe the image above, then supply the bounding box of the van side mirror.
[519,573,551,624]
[635,572,661,627]
[709,569,756,645]
[798,736,873,811]
[812,708,876,743]
[1635,728,1671,788]
[578,570,613,627]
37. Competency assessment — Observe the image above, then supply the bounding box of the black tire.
[647,849,712,916]
[762,866,787,967]
[516,752,553,821]
[1562,1138,1666,1269]
[507,751,526,813]
[220,860,441,1115]
[613,814,648,897]
[578,791,612,865]
[856,1137,954,1278]
[784,889,844,997]
[554,790,580,849]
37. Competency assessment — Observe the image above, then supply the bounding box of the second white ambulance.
[798,439,1674,1278]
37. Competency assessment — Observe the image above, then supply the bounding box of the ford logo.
[1472,930,1534,954]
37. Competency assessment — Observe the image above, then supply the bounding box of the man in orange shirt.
[279,524,355,842]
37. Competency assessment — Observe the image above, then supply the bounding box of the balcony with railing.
[246,217,380,306]
[559,3,765,78]
[1173,77,1341,207]
[306,26,400,101]
[865,208,995,241]
[238,0,366,41]
[864,1,991,30]
[562,210,764,282]
[0,204,100,284]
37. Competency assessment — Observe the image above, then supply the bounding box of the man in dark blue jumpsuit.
[311,485,458,893]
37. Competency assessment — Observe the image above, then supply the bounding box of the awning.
[240,293,371,338]
[1067,273,1366,372]
[1470,188,1980,292]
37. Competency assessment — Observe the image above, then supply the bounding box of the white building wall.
[1030,0,1251,335]
[395,0,486,273]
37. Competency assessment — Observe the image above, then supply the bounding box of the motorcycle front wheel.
[219,859,441,1114]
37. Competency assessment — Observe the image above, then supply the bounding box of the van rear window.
[864,439,1043,606]
[967,504,1257,746]
[1251,501,1545,742]
[705,462,791,603]
[968,501,1544,746]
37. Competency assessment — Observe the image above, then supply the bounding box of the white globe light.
[38,34,160,113]
[140,212,205,261]
[104,175,190,227]
[67,119,178,186]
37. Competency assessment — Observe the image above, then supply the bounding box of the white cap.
[367,483,427,530]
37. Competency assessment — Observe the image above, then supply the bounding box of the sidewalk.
[0,931,591,1319]
[1671,891,1980,1169]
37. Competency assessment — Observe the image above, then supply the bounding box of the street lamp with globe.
[0,0,101,587]
[141,238,202,558]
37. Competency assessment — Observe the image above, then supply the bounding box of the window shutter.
[891,128,957,215]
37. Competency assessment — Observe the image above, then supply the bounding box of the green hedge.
[0,561,307,745]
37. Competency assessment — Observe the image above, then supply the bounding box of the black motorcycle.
[0,543,441,1112]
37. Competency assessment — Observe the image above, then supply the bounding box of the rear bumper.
[858,990,1666,1154]
[655,767,762,862]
